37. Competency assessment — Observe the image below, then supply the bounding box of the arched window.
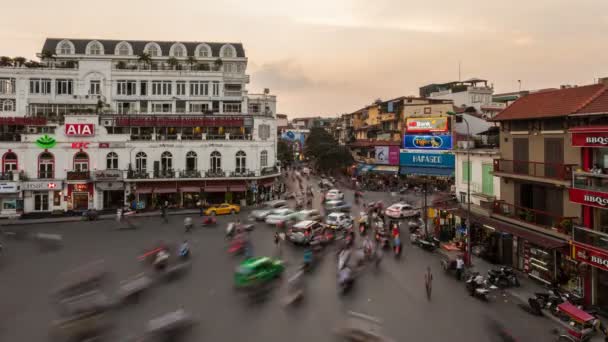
[38,152,54,179]
[221,44,236,58]
[57,40,74,55]
[2,100,15,112]
[185,151,197,171]
[2,152,18,173]
[210,151,221,172]
[196,43,211,57]
[106,152,118,170]
[235,151,246,173]
[171,43,186,57]
[260,150,268,168]
[87,41,103,55]
[73,152,89,171]
[115,41,132,56]
[135,152,147,172]
[161,151,173,171]
[144,42,161,57]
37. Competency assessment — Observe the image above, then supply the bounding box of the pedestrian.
[274,232,281,256]
[425,266,433,300]
[197,200,203,217]
[161,201,169,224]
[455,255,464,281]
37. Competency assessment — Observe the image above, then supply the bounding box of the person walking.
[161,201,169,224]
[274,232,281,256]
[425,266,433,300]
[455,256,465,281]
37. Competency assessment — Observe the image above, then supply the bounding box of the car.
[265,208,297,225]
[286,220,325,245]
[234,257,284,288]
[203,203,240,216]
[324,200,351,213]
[325,212,353,229]
[385,203,419,219]
[318,179,334,189]
[293,209,322,222]
[250,200,288,221]
[325,189,344,201]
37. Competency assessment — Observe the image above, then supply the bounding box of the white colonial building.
[0,38,279,216]
[454,148,501,209]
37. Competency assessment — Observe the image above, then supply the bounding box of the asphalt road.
[0,175,560,342]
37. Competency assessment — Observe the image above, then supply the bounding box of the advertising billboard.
[375,146,400,165]
[406,117,449,133]
[65,123,95,137]
[571,132,608,147]
[403,135,453,150]
[399,152,455,168]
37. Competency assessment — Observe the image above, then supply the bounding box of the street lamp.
[448,111,472,266]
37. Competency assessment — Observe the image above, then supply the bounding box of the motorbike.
[465,272,494,301]
[179,244,190,260]
[527,286,578,316]
[82,209,99,221]
[226,223,237,239]
[374,228,390,250]
[184,217,193,232]
[228,237,246,255]
[153,250,169,271]
[408,219,423,233]
[393,234,401,258]
[338,266,354,294]
[201,216,217,227]
[487,267,520,288]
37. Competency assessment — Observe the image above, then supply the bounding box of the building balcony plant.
[493,159,575,181]
[179,170,201,178]
[492,200,577,235]
[153,169,175,179]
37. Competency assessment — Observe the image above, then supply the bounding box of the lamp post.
[448,111,472,266]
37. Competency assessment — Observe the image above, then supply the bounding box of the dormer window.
[57,40,74,55]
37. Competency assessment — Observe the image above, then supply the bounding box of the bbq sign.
[571,132,608,147]
[405,117,449,133]
[572,242,608,272]
[569,188,608,209]
[65,123,95,137]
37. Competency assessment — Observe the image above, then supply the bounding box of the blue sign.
[403,134,453,150]
[400,152,455,168]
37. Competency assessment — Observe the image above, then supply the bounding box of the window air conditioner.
[102,120,112,126]
[27,127,37,134]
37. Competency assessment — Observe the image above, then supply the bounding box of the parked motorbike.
[487,267,520,288]
[527,286,577,316]
[465,272,494,301]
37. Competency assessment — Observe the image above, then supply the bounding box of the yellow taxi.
[204,203,241,216]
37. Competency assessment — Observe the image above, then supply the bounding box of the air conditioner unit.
[27,127,37,134]
[85,95,89,99]
[73,95,78,99]
[102,120,112,126]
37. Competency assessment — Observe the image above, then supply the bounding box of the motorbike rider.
[363,237,373,257]
[179,240,190,259]
[303,248,313,268]
[184,217,193,232]
[154,249,169,270]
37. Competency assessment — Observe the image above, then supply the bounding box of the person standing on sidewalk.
[455,256,464,281]
[274,232,281,256]
[161,201,169,224]
[425,266,433,300]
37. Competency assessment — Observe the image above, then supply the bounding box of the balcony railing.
[230,169,255,177]
[572,171,608,194]
[179,170,202,178]
[206,169,226,178]
[573,226,608,252]
[261,166,279,176]
[0,133,21,141]
[0,172,15,180]
[493,159,575,181]
[66,170,90,181]
[492,200,576,235]
[224,90,242,97]
[153,170,175,179]
[127,170,149,179]
[38,171,54,179]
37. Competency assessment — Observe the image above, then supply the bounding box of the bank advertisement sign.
[375,146,400,165]
[400,152,455,168]
[406,117,449,133]
[403,134,453,150]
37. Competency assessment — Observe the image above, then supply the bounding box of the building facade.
[0,38,280,215]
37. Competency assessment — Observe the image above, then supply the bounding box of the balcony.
[66,170,90,181]
[153,170,175,179]
[573,226,608,252]
[230,169,255,177]
[205,169,226,178]
[224,90,242,97]
[0,172,17,181]
[127,170,149,179]
[38,171,54,180]
[492,200,576,237]
[572,171,608,194]
[261,166,279,176]
[493,159,575,183]
[179,170,202,178]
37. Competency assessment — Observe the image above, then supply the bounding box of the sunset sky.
[2,0,607,117]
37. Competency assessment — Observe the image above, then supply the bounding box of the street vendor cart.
[554,302,596,342]
[438,247,465,278]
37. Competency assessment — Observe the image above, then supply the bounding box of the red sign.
[572,242,608,271]
[98,143,109,148]
[115,117,244,127]
[405,117,449,133]
[71,142,90,149]
[65,123,95,136]
[572,132,608,147]
[74,184,88,192]
[47,183,56,189]
[0,117,47,126]
[569,188,608,209]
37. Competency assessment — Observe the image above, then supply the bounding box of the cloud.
[251,59,336,92]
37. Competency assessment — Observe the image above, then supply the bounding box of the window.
[140,81,147,96]
[223,103,241,113]
[38,152,54,179]
[2,152,18,173]
[186,151,197,171]
[249,103,260,113]
[189,81,209,96]
[224,63,236,73]
[151,103,172,113]
[258,124,270,140]
[161,151,172,171]
[1,100,15,112]
[89,80,101,95]
[221,44,236,58]
[29,78,52,95]
[189,103,209,113]
[56,79,73,95]
[73,152,89,171]
[210,151,221,172]
[462,161,471,182]
[116,42,131,56]
[212,82,220,96]
[196,44,210,57]
[106,152,118,170]
[176,81,186,96]
[117,80,136,96]
[152,81,172,95]
[171,44,186,57]
[135,152,147,172]
[88,42,103,55]
[235,151,246,173]
[58,41,73,55]
[145,43,160,57]
[260,150,268,168]
[482,164,494,196]
[0,78,16,94]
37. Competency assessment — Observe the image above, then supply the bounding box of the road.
[0,175,560,341]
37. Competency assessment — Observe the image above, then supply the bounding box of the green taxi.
[234,257,284,288]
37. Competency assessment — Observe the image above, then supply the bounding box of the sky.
[2,0,608,118]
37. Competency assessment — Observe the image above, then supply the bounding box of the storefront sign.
[21,181,62,191]
[569,188,608,209]
[71,142,90,149]
[406,117,449,133]
[35,135,56,149]
[98,142,126,148]
[0,182,18,193]
[572,242,608,272]
[403,134,453,150]
[572,132,608,147]
[65,123,95,137]
[73,184,88,192]
[94,170,123,181]
[116,117,244,127]
[374,146,400,165]
[400,152,455,168]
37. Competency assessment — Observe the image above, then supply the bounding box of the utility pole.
[423,179,428,237]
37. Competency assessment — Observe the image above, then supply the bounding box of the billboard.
[406,117,449,133]
[400,152,455,168]
[375,146,400,165]
[403,135,453,150]
[571,132,608,147]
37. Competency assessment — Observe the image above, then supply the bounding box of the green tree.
[186,56,197,69]
[137,52,152,67]
[0,56,13,66]
[278,140,294,165]
[166,57,179,69]
[304,127,353,173]
[13,56,26,66]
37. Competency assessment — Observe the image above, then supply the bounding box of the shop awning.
[180,186,201,193]
[229,185,247,192]
[371,165,399,174]
[568,125,608,133]
[204,185,228,193]
[356,164,375,174]
[136,187,153,194]
[154,187,177,194]
[400,166,454,177]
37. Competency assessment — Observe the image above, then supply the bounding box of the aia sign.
[65,123,95,137]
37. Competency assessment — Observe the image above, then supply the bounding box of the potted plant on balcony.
[13,56,26,67]
[167,57,179,70]
[557,219,573,235]
[116,61,127,69]
[525,210,535,223]
[213,58,223,71]
[137,52,152,69]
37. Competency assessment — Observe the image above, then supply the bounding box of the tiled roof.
[42,38,246,58]
[492,84,607,121]
[575,86,608,114]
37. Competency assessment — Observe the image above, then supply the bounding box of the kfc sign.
[569,188,608,209]
[572,132,608,147]
[572,242,608,272]
[65,123,95,137]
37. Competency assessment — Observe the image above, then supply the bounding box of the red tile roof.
[492,84,607,121]
[575,86,608,114]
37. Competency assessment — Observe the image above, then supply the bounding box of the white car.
[265,208,296,225]
[325,212,352,229]
[250,200,288,221]
[385,203,419,219]
[293,209,322,222]
[325,189,344,201]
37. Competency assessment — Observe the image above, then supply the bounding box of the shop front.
[0,181,21,218]
[67,183,94,211]
[94,170,125,210]
[572,226,608,310]
[180,184,202,209]
[21,180,63,213]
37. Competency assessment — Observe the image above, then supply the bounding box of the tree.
[13,57,26,67]
[304,127,354,173]
[186,56,197,69]
[166,57,179,69]
[137,52,152,67]
[214,58,223,71]
[277,140,294,165]
[0,56,13,67]
[40,50,56,65]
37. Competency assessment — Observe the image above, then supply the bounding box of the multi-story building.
[0,38,280,216]
[421,78,499,113]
